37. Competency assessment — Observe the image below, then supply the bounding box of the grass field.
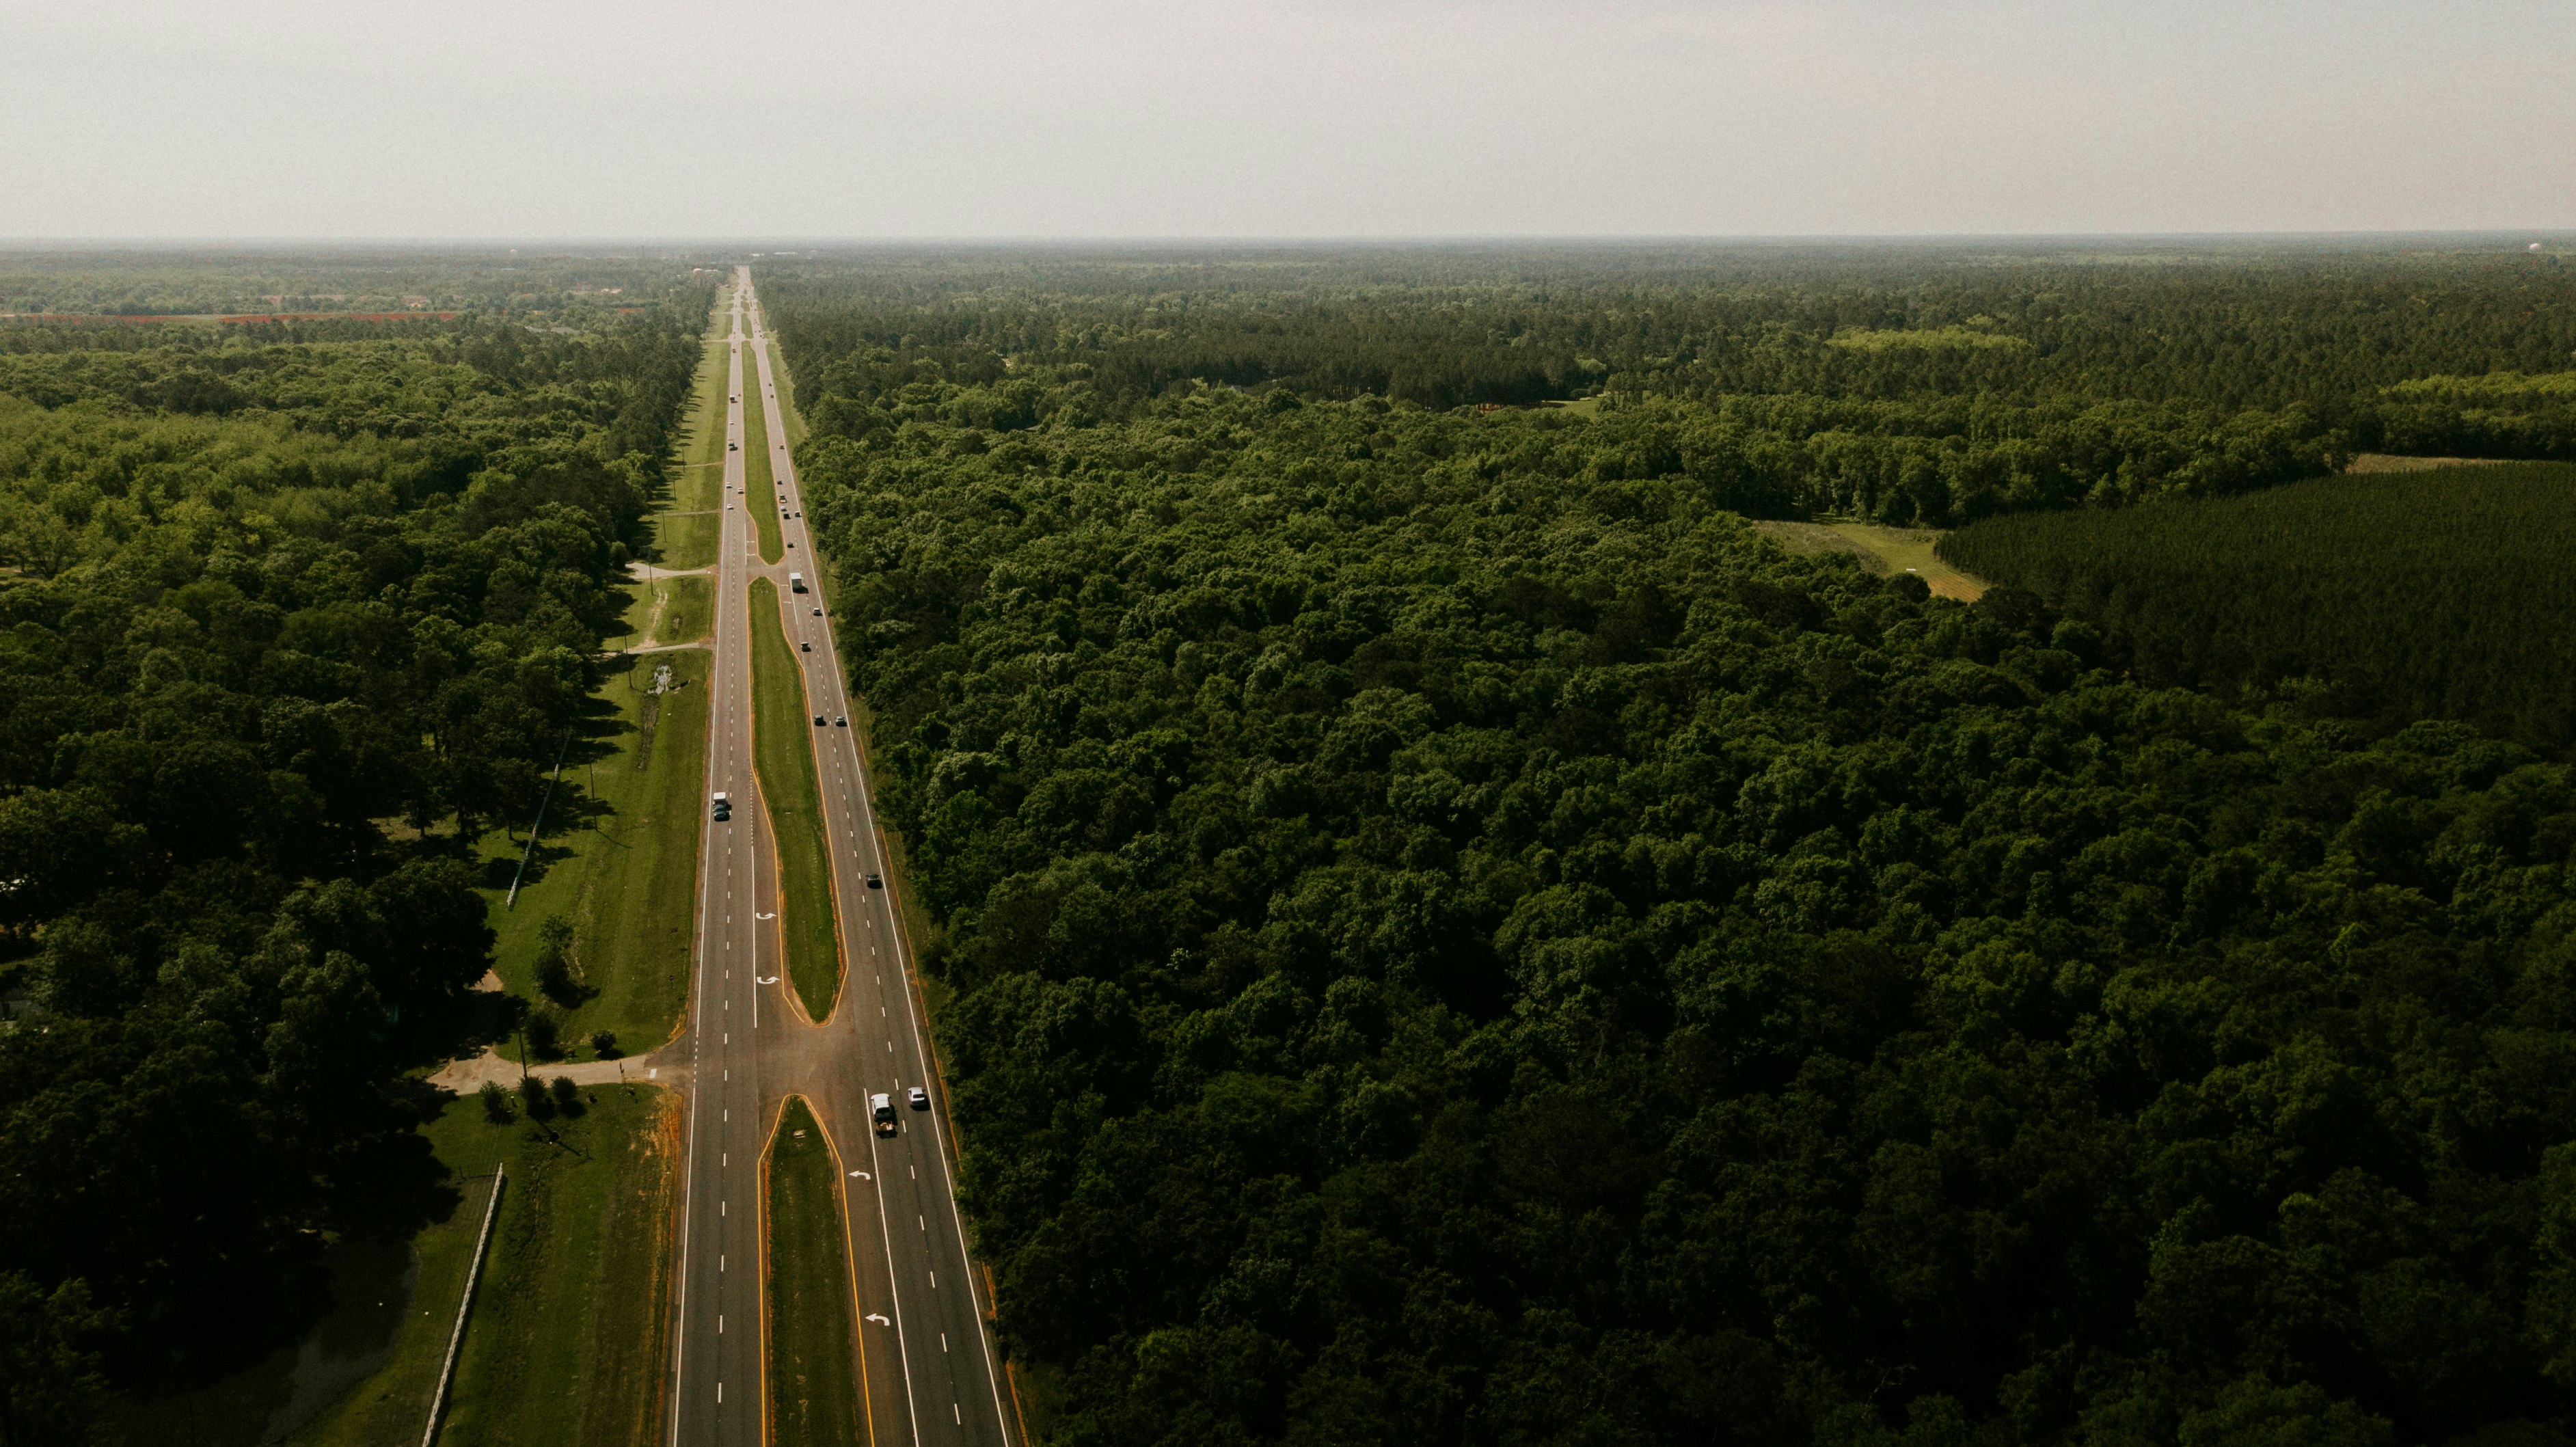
[749,577,842,1020]
[483,610,707,1061]
[766,1097,862,1447]
[1751,518,1988,600]
[105,1087,675,1447]
[747,357,784,565]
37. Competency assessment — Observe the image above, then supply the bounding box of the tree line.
[761,243,2575,526]
[0,282,709,1439]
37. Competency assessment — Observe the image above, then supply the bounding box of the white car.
[871,1094,896,1135]
[906,1087,930,1111]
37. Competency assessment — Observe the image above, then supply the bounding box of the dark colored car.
[834,716,846,727]
[865,872,882,889]
[813,715,826,726]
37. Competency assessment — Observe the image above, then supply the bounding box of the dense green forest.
[775,249,2576,1447]
[1938,463,2576,752]
[763,241,2576,524]
[0,247,716,317]
[0,278,707,1437]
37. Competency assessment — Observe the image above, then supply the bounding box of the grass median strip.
[746,352,783,564]
[765,1097,861,1447]
[749,576,842,1019]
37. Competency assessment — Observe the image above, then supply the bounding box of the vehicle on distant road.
[789,572,805,593]
[907,1087,929,1111]
[711,791,730,821]
[813,714,826,726]
[871,1094,896,1135]
[834,716,846,727]
[865,871,882,889]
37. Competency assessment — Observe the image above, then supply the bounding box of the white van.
[789,572,806,593]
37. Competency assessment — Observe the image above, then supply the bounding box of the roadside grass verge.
[746,355,783,564]
[765,1097,861,1447]
[483,629,707,1062]
[106,1086,676,1447]
[749,576,842,1020]
[425,1082,677,1447]
[645,573,712,648]
[652,299,735,571]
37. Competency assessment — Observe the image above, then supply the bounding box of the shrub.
[517,1072,552,1119]
[549,1076,582,1114]
[478,1079,513,1122]
[588,1030,621,1059]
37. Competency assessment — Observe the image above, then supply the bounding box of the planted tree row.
[1939,462,2576,749]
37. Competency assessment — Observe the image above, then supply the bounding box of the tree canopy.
[776,254,2576,1447]
[0,283,708,1437]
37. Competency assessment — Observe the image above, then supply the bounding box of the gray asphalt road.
[666,269,1016,1446]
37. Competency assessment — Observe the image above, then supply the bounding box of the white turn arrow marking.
[851,1170,869,1179]
[865,1313,891,1325]
[755,912,776,920]
[758,976,778,984]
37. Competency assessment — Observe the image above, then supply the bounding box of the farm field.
[765,1097,862,1447]
[1940,460,2576,747]
[748,576,843,1020]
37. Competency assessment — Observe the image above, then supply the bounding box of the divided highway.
[667,270,1016,1446]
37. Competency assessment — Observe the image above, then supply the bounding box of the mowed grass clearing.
[1750,518,1988,601]
[766,1097,862,1447]
[750,576,842,1020]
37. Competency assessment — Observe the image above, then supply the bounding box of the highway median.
[748,575,843,1020]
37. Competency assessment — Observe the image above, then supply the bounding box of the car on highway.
[812,714,826,726]
[834,716,846,727]
[727,441,737,450]
[711,791,731,821]
[865,871,882,889]
[871,1094,896,1135]
[907,1087,929,1111]
[812,608,822,616]
[800,641,810,652]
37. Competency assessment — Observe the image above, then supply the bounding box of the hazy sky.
[4,0,2568,239]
